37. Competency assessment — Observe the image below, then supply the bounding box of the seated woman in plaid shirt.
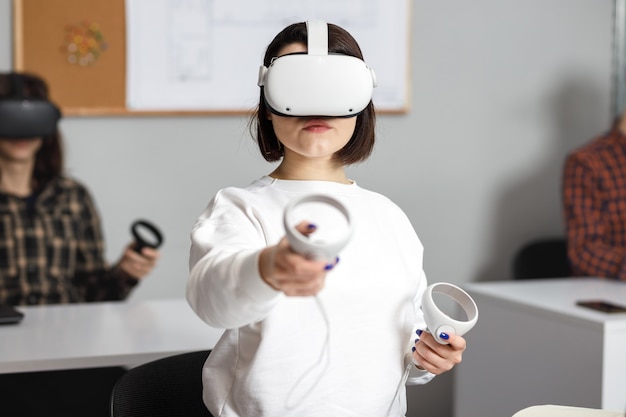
[563,115,626,281]
[0,72,160,306]
[0,72,161,417]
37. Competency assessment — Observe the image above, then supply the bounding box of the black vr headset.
[0,73,62,138]
[257,20,377,117]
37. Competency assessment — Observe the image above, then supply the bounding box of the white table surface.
[463,277,626,329]
[454,278,626,417]
[0,298,224,374]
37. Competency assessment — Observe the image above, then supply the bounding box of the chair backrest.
[512,237,570,280]
[110,350,213,417]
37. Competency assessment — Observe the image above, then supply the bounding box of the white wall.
[0,1,615,416]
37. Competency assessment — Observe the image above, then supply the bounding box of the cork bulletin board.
[13,0,129,115]
[13,0,410,116]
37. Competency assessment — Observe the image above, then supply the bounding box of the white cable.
[387,360,412,416]
[280,194,350,409]
[266,243,332,409]
[284,294,331,409]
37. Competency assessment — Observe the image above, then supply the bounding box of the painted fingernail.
[439,332,449,340]
[412,346,416,352]
[414,338,419,343]
[416,329,423,336]
[324,263,334,271]
[335,256,340,264]
[307,223,317,230]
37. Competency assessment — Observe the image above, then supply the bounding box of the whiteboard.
[125,0,410,113]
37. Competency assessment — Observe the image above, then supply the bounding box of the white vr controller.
[283,194,352,262]
[283,195,479,348]
[421,282,479,344]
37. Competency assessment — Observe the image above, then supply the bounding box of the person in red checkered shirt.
[563,116,626,280]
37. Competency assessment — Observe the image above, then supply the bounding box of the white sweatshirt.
[188,176,434,417]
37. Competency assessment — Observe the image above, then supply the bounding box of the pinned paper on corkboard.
[13,0,128,115]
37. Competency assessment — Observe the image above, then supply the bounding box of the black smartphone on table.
[0,304,24,325]
[576,299,626,313]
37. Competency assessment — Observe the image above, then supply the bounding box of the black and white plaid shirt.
[0,176,137,305]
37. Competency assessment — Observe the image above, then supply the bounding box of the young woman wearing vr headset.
[188,22,467,416]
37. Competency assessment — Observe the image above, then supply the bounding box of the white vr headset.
[257,20,377,117]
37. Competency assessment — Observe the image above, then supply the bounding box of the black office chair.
[512,237,570,280]
[110,350,213,417]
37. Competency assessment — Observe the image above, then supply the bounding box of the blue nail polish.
[324,263,334,270]
[335,256,340,264]
[416,329,423,336]
[412,346,416,352]
[439,332,449,340]
[307,223,317,230]
[414,338,419,343]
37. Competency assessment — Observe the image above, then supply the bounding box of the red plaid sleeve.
[562,129,626,281]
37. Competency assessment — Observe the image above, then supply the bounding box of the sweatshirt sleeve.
[187,190,282,329]
[406,267,436,385]
[388,208,436,386]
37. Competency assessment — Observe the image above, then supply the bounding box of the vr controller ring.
[131,219,164,253]
[421,282,479,345]
[283,194,352,262]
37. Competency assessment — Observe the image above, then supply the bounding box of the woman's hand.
[259,221,338,296]
[117,243,160,280]
[411,329,466,375]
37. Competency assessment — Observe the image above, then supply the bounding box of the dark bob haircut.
[0,72,63,191]
[250,22,376,164]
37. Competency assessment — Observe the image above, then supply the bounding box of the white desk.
[454,278,626,417]
[0,298,223,374]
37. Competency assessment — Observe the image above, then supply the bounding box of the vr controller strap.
[306,20,328,56]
